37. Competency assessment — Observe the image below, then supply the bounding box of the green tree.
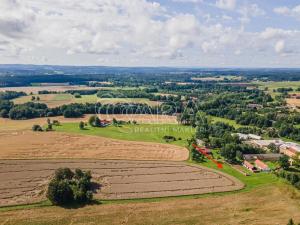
[279,155,290,170]
[47,179,74,205]
[79,121,85,130]
[94,117,101,127]
[47,168,93,206]
[292,153,300,169]
[287,218,295,225]
[32,124,43,132]
[268,143,279,153]
[221,144,237,163]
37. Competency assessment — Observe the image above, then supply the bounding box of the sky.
[0,0,300,67]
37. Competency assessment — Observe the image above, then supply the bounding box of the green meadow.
[54,123,195,147]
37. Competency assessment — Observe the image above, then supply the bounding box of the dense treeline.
[276,170,300,190]
[1,100,182,120]
[0,91,26,100]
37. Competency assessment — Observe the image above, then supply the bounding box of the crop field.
[0,130,188,161]
[0,85,99,94]
[13,93,160,107]
[1,184,299,225]
[13,94,73,107]
[0,114,177,131]
[54,123,194,147]
[0,159,243,207]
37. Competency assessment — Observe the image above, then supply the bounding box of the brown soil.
[0,159,243,207]
[0,131,188,161]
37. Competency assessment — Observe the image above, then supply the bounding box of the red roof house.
[254,159,270,172]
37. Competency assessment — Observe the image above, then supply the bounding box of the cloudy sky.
[0,0,300,67]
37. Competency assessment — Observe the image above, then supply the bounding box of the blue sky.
[0,0,300,67]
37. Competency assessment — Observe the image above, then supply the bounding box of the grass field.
[13,93,160,107]
[209,115,244,128]
[254,81,300,98]
[54,123,195,147]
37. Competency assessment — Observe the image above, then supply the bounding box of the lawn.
[197,159,279,191]
[54,123,195,147]
[209,115,244,128]
[254,81,300,98]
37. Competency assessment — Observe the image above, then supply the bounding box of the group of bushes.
[47,168,93,206]
[32,119,59,132]
[276,170,300,190]
[162,135,181,143]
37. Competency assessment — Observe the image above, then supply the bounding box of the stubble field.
[0,159,243,207]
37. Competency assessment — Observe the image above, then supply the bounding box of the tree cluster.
[47,168,93,206]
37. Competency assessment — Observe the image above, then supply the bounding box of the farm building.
[243,154,282,161]
[289,93,300,99]
[249,139,284,150]
[236,133,262,141]
[280,142,300,158]
[254,159,270,172]
[243,160,258,172]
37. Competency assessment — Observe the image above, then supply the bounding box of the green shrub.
[32,124,43,132]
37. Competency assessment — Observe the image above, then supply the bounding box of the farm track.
[0,159,244,207]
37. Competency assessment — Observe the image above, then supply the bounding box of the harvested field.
[1,185,299,225]
[287,98,300,108]
[0,85,99,94]
[13,94,161,107]
[0,159,243,206]
[0,114,177,131]
[0,131,188,161]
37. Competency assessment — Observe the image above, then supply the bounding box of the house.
[243,160,258,172]
[254,159,270,172]
[243,154,282,161]
[100,119,111,127]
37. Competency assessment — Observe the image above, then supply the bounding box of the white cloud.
[0,0,299,67]
[238,3,265,24]
[274,5,300,20]
[215,0,236,11]
[172,0,203,3]
[260,28,292,40]
[275,40,285,54]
